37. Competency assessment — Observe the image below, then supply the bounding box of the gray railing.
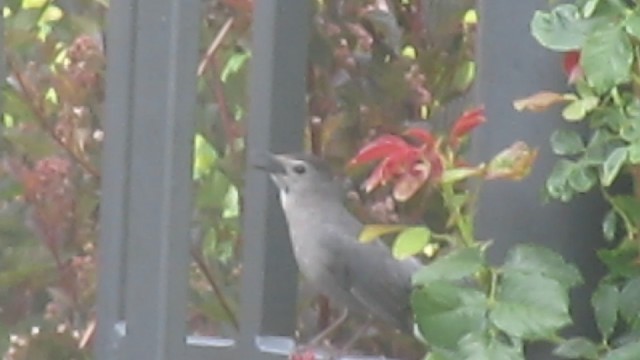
[95,1,310,359]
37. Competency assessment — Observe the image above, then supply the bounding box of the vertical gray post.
[476,1,604,358]
[236,0,311,358]
[96,0,201,359]
[94,1,136,358]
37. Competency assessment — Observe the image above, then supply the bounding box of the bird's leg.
[307,308,349,346]
[339,318,372,353]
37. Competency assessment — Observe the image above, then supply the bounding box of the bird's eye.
[292,164,306,175]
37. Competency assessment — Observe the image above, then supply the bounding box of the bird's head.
[255,153,340,199]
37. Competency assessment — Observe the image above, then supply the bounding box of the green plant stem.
[442,182,475,247]
[600,187,638,242]
[488,268,498,304]
[431,232,458,243]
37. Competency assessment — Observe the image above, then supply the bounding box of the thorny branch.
[199,16,241,152]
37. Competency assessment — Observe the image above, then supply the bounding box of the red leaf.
[349,135,409,166]
[563,51,583,84]
[404,127,435,148]
[450,106,486,142]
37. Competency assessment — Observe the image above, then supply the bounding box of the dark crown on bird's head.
[259,152,342,196]
[279,153,334,178]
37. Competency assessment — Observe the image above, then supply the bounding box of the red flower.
[350,129,442,201]
[449,106,486,147]
[348,134,409,165]
[404,127,435,150]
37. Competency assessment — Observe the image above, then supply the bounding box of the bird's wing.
[325,226,420,333]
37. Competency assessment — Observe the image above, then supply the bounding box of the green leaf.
[490,272,572,339]
[568,164,597,193]
[202,227,219,260]
[503,244,583,288]
[583,0,601,18]
[624,10,640,38]
[392,227,431,259]
[22,0,48,8]
[359,224,407,243]
[546,160,575,201]
[584,129,615,165]
[562,97,599,122]
[413,247,485,286]
[610,195,640,228]
[627,142,640,163]
[619,277,640,324]
[602,340,640,360]
[590,108,625,133]
[458,333,524,360]
[551,129,585,155]
[222,184,239,218]
[602,210,618,242]
[196,171,231,209]
[425,349,460,360]
[531,4,595,51]
[598,245,640,279]
[601,147,628,186]
[193,133,218,180]
[592,282,619,340]
[553,337,599,359]
[452,60,476,93]
[221,51,250,82]
[581,24,633,93]
[619,117,640,142]
[412,282,488,350]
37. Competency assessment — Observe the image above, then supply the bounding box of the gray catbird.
[257,153,421,337]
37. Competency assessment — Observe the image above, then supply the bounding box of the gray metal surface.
[94,1,136,358]
[475,1,605,359]
[235,0,312,358]
[96,0,201,359]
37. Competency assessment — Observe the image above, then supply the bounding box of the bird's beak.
[253,153,287,174]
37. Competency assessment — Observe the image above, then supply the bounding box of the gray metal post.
[236,0,311,359]
[94,1,136,358]
[96,0,201,359]
[476,1,605,358]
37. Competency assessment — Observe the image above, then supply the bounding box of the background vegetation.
[6,0,638,359]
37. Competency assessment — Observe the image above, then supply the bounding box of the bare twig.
[79,317,96,349]
[198,17,235,77]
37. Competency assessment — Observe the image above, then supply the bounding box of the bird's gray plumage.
[259,153,420,333]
